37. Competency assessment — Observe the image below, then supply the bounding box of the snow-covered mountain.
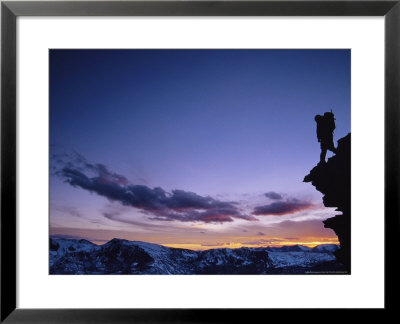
[49,238,343,274]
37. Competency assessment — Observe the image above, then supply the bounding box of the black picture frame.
[1,0,399,322]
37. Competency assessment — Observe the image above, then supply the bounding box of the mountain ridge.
[50,236,338,251]
[50,237,342,275]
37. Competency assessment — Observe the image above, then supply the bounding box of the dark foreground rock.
[304,133,351,273]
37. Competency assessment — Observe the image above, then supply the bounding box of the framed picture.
[1,0,398,321]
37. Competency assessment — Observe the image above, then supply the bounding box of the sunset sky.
[50,49,350,250]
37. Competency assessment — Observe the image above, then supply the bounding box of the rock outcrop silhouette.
[304,133,351,273]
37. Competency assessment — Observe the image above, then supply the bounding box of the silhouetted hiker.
[315,110,337,163]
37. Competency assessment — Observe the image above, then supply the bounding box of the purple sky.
[50,49,350,249]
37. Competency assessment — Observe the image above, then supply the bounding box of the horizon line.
[50,236,340,251]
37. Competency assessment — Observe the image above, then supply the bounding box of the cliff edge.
[304,133,351,273]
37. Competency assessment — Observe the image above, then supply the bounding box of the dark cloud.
[264,191,282,200]
[52,150,129,186]
[257,232,265,236]
[253,199,313,216]
[56,153,257,224]
[148,206,257,224]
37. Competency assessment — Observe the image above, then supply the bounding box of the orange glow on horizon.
[54,228,339,251]
[161,238,340,251]
[88,233,340,250]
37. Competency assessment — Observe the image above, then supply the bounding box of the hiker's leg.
[320,147,327,163]
[328,140,337,153]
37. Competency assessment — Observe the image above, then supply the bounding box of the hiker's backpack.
[323,112,336,133]
[315,115,324,141]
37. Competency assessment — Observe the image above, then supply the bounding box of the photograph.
[49,49,351,275]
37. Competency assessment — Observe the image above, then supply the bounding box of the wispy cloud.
[50,234,108,242]
[201,242,229,247]
[242,238,283,245]
[51,204,83,218]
